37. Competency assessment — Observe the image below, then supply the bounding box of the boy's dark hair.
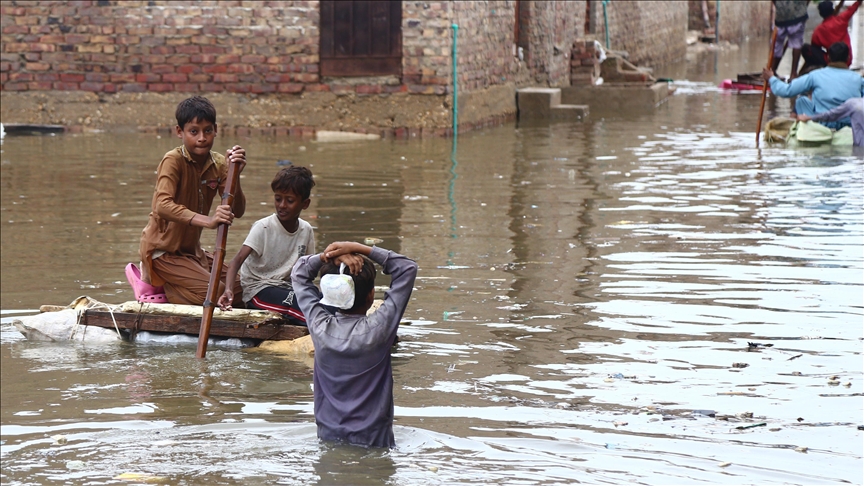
[320,256,376,313]
[175,96,217,128]
[827,42,850,63]
[272,166,315,200]
[818,0,835,19]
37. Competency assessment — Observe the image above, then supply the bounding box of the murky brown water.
[2,38,862,485]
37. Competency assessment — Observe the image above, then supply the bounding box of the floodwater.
[2,38,862,485]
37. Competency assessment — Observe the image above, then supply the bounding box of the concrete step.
[516,88,561,119]
[550,104,588,120]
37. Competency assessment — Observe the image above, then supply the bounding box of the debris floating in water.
[277,159,292,166]
[735,422,766,430]
[364,237,384,245]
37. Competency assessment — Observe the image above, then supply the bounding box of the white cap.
[319,263,355,309]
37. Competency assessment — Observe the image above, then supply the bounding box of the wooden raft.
[80,310,308,341]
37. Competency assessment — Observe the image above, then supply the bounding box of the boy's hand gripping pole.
[196,151,242,359]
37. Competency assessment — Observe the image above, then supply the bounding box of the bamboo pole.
[196,150,242,359]
[756,28,779,147]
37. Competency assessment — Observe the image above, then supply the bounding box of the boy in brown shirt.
[136,96,247,305]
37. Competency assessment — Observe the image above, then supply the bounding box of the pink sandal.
[125,263,169,304]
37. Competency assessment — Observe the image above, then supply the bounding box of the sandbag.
[764,117,796,143]
[793,120,833,143]
[831,126,854,145]
[13,309,121,343]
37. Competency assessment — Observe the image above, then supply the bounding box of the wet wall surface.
[1,39,862,484]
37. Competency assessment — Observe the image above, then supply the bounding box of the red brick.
[4,43,30,53]
[110,73,136,82]
[203,64,228,74]
[162,73,187,83]
[305,84,330,92]
[240,54,266,63]
[173,83,199,91]
[117,35,141,45]
[394,127,408,139]
[200,82,223,92]
[190,54,217,63]
[356,84,382,95]
[188,73,209,82]
[265,73,291,83]
[121,82,147,92]
[215,54,240,63]
[52,81,79,90]
[176,65,199,75]
[103,83,117,93]
[175,45,201,54]
[64,34,89,44]
[136,73,161,83]
[277,83,304,93]
[3,82,28,91]
[3,25,29,35]
[227,64,254,74]
[293,73,318,82]
[151,64,175,74]
[226,83,251,93]
[27,81,52,90]
[151,46,174,55]
[252,83,276,93]
[59,73,85,82]
[148,83,173,92]
[25,62,51,71]
[213,73,238,83]
[85,73,109,82]
[34,73,59,82]
[80,82,104,91]
[201,45,225,54]
[39,34,65,43]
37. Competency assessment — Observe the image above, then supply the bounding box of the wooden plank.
[320,57,401,77]
[82,310,308,341]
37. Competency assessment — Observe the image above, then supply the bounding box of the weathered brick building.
[0,1,771,136]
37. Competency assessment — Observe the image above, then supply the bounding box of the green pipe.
[715,0,720,44]
[451,23,459,137]
[602,0,610,49]
[449,23,459,240]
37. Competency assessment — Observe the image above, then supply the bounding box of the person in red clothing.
[812,0,861,65]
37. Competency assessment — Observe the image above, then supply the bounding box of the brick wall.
[689,1,772,41]
[594,0,689,67]
[715,1,772,43]
[1,0,322,94]
[526,1,585,87]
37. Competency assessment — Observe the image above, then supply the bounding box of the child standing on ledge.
[291,242,418,448]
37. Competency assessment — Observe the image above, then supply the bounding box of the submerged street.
[1,38,862,485]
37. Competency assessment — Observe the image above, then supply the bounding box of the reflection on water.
[2,38,862,485]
